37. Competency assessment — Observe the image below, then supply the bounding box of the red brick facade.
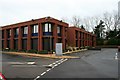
[1,17,96,51]
[1,17,68,51]
[67,27,96,48]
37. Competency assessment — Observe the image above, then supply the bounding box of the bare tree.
[81,16,100,32]
[103,12,113,31]
[113,11,120,30]
[71,16,81,28]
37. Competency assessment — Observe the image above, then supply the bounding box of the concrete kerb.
[63,49,87,55]
[1,49,87,59]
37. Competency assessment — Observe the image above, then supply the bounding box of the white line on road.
[39,58,69,78]
[46,69,51,72]
[41,72,46,76]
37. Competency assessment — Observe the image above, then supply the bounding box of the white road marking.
[58,63,61,65]
[34,76,40,80]
[48,64,53,66]
[46,69,51,72]
[41,72,46,76]
[52,62,56,65]
[27,62,35,65]
[39,58,69,78]
[54,64,58,67]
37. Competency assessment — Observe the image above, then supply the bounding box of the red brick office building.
[1,17,96,51]
[1,17,68,51]
[67,27,96,48]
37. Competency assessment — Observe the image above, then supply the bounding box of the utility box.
[56,43,62,56]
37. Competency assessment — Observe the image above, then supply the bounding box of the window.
[16,28,19,35]
[44,23,52,32]
[57,27,60,33]
[49,24,51,32]
[33,25,38,33]
[23,27,28,34]
[45,23,48,32]
[9,30,11,36]
[2,30,4,38]
[7,29,11,38]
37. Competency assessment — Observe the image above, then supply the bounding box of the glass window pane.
[33,25,38,33]
[49,24,51,32]
[57,27,60,33]
[24,27,28,34]
[36,25,38,33]
[16,28,19,35]
[10,29,11,36]
[45,23,48,32]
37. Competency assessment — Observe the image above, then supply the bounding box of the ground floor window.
[80,40,84,47]
[2,40,4,49]
[22,39,27,50]
[7,40,10,49]
[14,39,18,49]
[31,38,38,50]
[76,40,78,47]
[43,37,53,51]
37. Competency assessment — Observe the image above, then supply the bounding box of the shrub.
[19,49,26,52]
[10,49,18,52]
[3,48,10,51]
[37,50,48,54]
[85,46,90,49]
[27,49,38,53]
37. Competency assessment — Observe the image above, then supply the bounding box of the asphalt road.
[1,48,119,79]
[2,53,59,78]
[41,48,118,78]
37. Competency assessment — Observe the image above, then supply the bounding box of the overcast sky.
[0,0,119,26]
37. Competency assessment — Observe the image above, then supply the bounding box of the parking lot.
[1,48,119,79]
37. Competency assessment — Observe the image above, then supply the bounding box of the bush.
[107,38,120,45]
[19,49,26,52]
[2,48,10,51]
[37,50,48,54]
[80,46,84,49]
[27,49,38,53]
[9,49,18,52]
[85,46,90,49]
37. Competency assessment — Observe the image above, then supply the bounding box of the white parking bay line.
[46,69,51,72]
[41,72,46,76]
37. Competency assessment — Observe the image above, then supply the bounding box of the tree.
[94,20,105,39]
[71,16,81,28]
[103,12,113,32]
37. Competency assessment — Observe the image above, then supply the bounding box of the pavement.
[1,49,87,59]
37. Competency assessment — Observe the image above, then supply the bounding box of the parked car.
[0,72,6,80]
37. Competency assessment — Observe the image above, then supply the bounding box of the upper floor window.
[57,26,61,34]
[7,29,11,38]
[44,23,52,32]
[32,24,38,33]
[2,30,4,38]
[15,28,19,35]
[23,27,28,34]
